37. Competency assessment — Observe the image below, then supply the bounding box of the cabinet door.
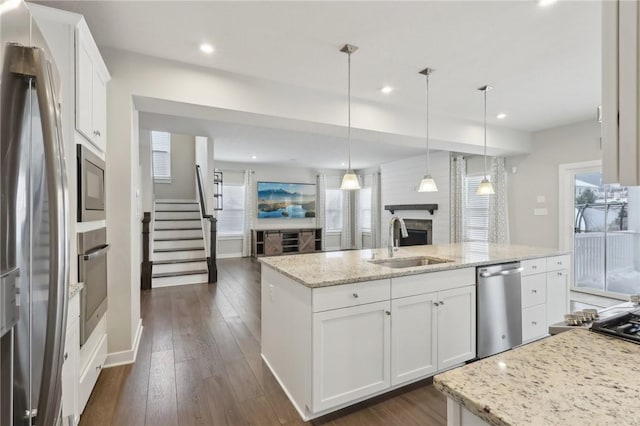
[91,71,107,152]
[391,293,437,386]
[313,301,390,412]
[546,269,569,326]
[62,323,79,423]
[76,37,94,143]
[437,286,476,370]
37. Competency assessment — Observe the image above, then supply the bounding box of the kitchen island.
[259,243,568,421]
[434,328,640,426]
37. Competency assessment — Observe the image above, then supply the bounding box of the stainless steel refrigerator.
[0,1,69,425]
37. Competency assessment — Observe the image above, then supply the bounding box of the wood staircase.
[151,200,208,287]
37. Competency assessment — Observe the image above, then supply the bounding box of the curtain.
[341,190,353,249]
[450,155,467,243]
[371,171,381,248]
[488,157,510,243]
[316,174,327,250]
[242,170,255,257]
[354,175,363,250]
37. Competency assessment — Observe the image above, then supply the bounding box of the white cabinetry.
[312,301,391,411]
[75,20,109,152]
[602,0,640,185]
[437,286,476,370]
[62,291,80,425]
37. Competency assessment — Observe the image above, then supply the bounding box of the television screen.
[257,182,316,219]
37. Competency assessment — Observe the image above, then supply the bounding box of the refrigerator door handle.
[14,45,70,426]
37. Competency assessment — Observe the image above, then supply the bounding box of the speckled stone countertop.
[434,329,640,426]
[258,243,567,288]
[68,281,83,299]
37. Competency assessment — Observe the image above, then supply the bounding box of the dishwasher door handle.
[479,267,524,278]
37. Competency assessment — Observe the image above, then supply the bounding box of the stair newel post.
[141,212,152,290]
[208,217,218,283]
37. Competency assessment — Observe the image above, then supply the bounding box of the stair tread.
[155,210,200,213]
[155,218,201,222]
[154,237,203,242]
[154,227,201,231]
[155,201,198,204]
[153,258,207,265]
[152,269,208,278]
[154,247,204,253]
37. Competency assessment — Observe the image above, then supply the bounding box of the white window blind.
[325,189,343,232]
[465,175,490,242]
[151,131,171,181]
[217,184,245,235]
[359,187,372,232]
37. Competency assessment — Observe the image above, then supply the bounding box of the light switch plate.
[534,208,548,216]
[537,195,545,203]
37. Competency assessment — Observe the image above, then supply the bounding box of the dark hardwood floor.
[79,257,447,426]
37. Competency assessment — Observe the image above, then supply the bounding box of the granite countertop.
[68,281,83,299]
[258,243,568,288]
[434,329,640,426]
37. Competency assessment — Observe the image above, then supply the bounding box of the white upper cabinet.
[602,1,640,185]
[75,20,110,152]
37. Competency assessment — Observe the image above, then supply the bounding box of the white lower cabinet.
[312,301,391,411]
[437,286,477,370]
[546,269,569,325]
[62,292,81,425]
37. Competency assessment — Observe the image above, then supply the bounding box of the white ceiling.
[40,0,601,133]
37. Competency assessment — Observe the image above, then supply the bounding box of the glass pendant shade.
[340,171,361,190]
[477,178,495,195]
[418,175,438,192]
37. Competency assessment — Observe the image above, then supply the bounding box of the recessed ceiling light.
[380,86,393,94]
[537,0,557,7]
[496,113,507,119]
[251,155,257,160]
[199,43,214,54]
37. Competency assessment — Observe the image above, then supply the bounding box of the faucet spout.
[388,216,408,257]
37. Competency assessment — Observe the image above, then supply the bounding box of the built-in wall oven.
[77,144,106,221]
[78,228,109,345]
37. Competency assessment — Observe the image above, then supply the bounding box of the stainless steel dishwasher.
[477,262,524,358]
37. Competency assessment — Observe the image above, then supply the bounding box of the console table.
[252,228,322,257]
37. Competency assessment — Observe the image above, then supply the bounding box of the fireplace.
[398,219,432,246]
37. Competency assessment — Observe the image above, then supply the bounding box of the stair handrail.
[195,164,218,283]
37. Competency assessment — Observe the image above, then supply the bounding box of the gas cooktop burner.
[591,308,640,344]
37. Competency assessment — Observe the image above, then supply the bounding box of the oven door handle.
[82,244,110,261]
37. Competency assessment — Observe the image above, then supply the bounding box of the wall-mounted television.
[257,181,316,219]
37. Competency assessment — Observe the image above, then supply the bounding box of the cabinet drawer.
[521,258,546,276]
[521,274,546,308]
[67,290,81,330]
[313,279,390,312]
[391,268,475,299]
[546,255,570,272]
[79,332,107,413]
[522,304,547,342]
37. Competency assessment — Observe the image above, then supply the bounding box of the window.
[359,187,372,232]
[465,175,490,242]
[325,189,343,232]
[217,184,245,235]
[151,131,171,182]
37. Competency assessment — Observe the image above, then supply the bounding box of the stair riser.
[153,261,208,275]
[154,229,202,239]
[154,220,202,230]
[153,250,206,262]
[152,273,208,288]
[155,211,200,220]
[155,203,198,211]
[154,239,204,250]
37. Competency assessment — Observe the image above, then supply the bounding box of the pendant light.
[340,43,361,190]
[477,85,495,195]
[418,67,438,192]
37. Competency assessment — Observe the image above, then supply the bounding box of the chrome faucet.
[388,216,409,257]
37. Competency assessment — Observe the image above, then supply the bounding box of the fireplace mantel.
[384,204,438,215]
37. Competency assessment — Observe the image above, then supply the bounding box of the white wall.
[138,129,153,212]
[214,161,321,257]
[508,120,602,248]
[153,133,196,200]
[380,151,451,247]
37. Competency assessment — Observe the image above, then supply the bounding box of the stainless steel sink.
[371,256,453,269]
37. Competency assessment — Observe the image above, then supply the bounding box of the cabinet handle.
[433,302,439,307]
[532,265,537,269]
[352,293,359,298]
[439,301,444,306]
[97,130,101,136]
[385,310,391,316]
[532,289,537,293]
[557,261,562,265]
[532,321,537,325]
[557,272,563,276]
[64,352,68,361]
[96,365,102,371]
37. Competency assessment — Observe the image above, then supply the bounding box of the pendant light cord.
[425,72,430,175]
[483,88,487,180]
[347,50,352,172]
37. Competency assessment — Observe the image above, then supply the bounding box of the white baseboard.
[104,319,143,368]
[217,252,244,259]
